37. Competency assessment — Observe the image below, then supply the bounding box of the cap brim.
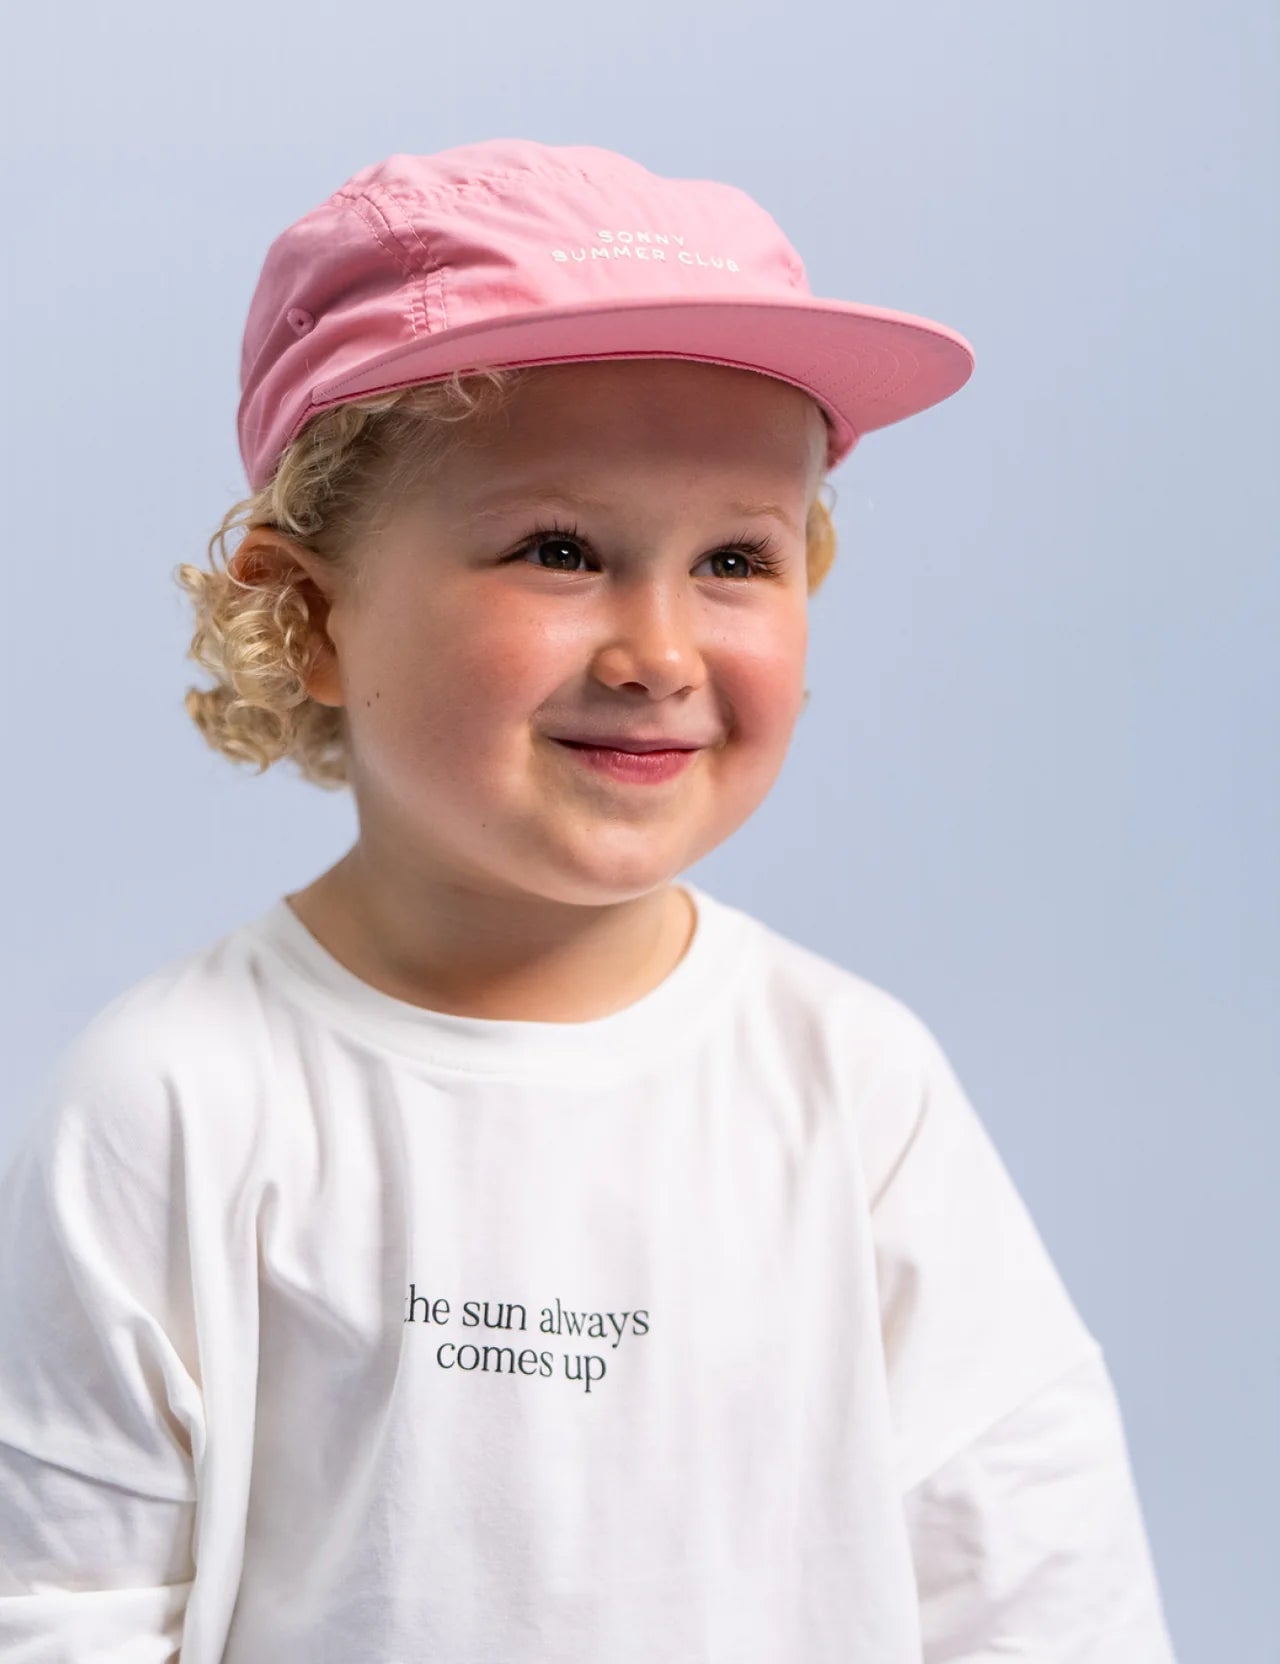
[304,293,974,472]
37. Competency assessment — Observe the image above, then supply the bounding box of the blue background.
[2,3,1275,1656]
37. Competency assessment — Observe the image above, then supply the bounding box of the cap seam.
[364,181,440,337]
[356,162,602,216]
[336,189,423,281]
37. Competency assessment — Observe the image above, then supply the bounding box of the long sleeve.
[861,1010,1178,1658]
[0,1021,204,1662]
[902,1348,1179,1661]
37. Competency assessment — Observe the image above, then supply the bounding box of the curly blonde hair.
[175,364,841,792]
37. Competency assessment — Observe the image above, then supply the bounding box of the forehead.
[442,358,829,495]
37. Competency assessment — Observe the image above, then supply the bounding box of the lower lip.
[553,741,698,783]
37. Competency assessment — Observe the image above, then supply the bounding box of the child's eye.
[504,520,787,581]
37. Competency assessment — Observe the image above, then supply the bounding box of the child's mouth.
[551,740,698,784]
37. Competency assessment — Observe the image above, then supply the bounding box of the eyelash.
[503,518,788,581]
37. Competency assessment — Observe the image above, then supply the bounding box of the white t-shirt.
[0,882,1177,1662]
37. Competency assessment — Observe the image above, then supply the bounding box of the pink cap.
[237,139,975,493]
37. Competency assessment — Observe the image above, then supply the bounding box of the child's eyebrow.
[469,486,797,532]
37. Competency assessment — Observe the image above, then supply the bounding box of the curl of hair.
[174,365,841,791]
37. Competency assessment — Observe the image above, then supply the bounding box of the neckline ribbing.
[237,881,755,1084]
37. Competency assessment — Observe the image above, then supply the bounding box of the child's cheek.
[714,613,809,733]
[449,602,571,717]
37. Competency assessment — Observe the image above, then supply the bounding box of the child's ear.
[229,531,347,710]
[292,572,346,709]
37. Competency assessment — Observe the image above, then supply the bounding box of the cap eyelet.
[286,307,316,336]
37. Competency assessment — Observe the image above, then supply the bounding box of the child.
[0,140,1178,1661]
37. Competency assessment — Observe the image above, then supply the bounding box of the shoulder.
[729,894,946,1076]
[718,895,968,1183]
[13,919,276,1190]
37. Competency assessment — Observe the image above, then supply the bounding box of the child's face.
[302,358,826,908]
